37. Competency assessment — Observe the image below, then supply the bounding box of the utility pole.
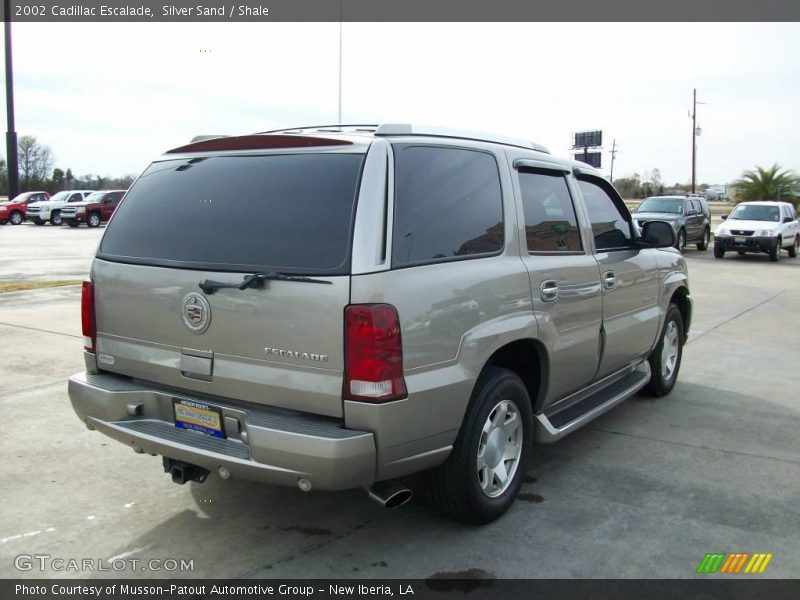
[4,0,19,198]
[337,0,342,124]
[690,89,704,194]
[609,138,618,182]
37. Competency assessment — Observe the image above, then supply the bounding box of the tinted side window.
[392,145,503,266]
[68,193,83,202]
[577,179,633,250]
[519,170,582,252]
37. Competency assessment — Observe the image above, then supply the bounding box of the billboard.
[573,130,602,148]
[574,151,602,168]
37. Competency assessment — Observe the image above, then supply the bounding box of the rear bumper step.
[535,361,651,443]
[69,372,376,490]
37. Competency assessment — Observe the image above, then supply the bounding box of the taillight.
[81,281,96,353]
[344,304,407,402]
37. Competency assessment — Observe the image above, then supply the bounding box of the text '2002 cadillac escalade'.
[69,124,692,524]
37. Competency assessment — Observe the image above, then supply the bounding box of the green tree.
[732,164,798,205]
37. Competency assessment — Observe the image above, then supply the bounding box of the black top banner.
[2,0,800,22]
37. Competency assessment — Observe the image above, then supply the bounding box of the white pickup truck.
[26,190,95,225]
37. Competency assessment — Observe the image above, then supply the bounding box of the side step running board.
[535,361,651,444]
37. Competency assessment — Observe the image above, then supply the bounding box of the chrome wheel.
[676,230,686,253]
[661,320,680,380]
[477,399,522,498]
[88,213,100,227]
[10,212,23,225]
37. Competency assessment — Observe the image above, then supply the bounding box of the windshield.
[98,153,365,274]
[85,192,105,203]
[49,192,70,202]
[9,193,31,203]
[635,198,684,214]
[729,204,780,222]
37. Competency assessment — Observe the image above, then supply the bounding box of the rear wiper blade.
[199,272,332,295]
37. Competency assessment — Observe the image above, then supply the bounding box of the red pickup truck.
[0,191,49,225]
[61,190,126,228]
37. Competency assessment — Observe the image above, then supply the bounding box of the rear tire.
[675,229,686,253]
[643,304,684,397]
[769,238,781,262]
[9,211,23,225]
[713,244,725,259]
[696,227,710,251]
[33,219,45,226]
[428,367,533,525]
[789,236,799,258]
[67,221,79,228]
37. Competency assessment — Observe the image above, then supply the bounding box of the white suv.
[714,201,799,261]
[27,190,95,226]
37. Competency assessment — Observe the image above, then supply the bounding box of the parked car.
[61,190,126,228]
[714,201,799,261]
[0,191,49,225]
[68,124,691,524]
[26,190,95,225]
[632,195,711,252]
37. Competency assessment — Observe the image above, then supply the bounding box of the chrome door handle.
[540,280,559,302]
[602,271,616,290]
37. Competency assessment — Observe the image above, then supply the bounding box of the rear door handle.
[602,271,617,290]
[540,280,559,302]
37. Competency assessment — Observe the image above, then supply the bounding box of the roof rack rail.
[373,123,550,153]
[190,135,230,143]
[255,124,380,135]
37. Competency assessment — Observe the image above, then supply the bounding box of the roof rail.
[255,124,380,135]
[190,135,230,143]
[374,123,550,153]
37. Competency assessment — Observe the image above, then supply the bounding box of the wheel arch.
[481,338,548,412]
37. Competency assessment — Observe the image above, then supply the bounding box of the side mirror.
[640,221,676,248]
[783,216,793,224]
[721,214,728,220]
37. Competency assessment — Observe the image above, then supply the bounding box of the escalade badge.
[181,292,211,334]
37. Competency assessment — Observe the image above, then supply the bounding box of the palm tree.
[732,164,798,204]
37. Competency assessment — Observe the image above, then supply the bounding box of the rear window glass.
[98,153,364,274]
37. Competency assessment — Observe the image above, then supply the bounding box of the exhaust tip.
[366,481,413,509]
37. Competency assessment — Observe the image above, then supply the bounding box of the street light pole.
[4,0,19,198]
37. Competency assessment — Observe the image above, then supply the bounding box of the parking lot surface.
[0,224,798,579]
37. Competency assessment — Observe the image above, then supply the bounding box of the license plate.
[735,237,746,243]
[173,398,225,438]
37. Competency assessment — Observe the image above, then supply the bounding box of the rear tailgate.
[92,145,367,418]
[93,260,348,417]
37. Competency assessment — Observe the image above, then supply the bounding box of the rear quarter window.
[391,145,503,266]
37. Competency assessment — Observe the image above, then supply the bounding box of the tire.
[769,238,781,262]
[50,211,62,226]
[696,227,710,251]
[643,303,684,397]
[675,229,686,253]
[87,212,101,228]
[789,236,799,258]
[67,221,80,228]
[737,251,746,256]
[713,244,725,259]
[33,219,45,226]
[9,211,23,225]
[428,367,533,525]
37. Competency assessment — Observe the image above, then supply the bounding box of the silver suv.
[69,124,692,524]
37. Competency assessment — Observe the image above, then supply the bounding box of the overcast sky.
[6,22,800,185]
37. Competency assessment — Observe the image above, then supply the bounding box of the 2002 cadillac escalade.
[68,124,691,524]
